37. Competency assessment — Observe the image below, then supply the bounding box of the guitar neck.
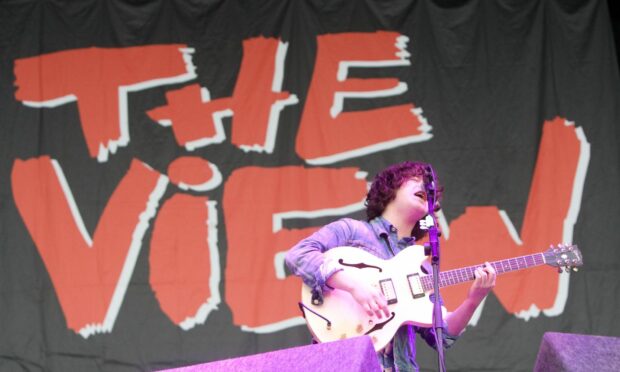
[420,253,547,291]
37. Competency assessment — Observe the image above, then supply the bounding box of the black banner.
[0,0,618,371]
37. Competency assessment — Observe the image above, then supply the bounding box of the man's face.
[391,175,429,222]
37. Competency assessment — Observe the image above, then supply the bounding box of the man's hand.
[469,262,496,302]
[445,262,497,336]
[327,270,390,319]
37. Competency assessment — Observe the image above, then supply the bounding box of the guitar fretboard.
[420,253,546,291]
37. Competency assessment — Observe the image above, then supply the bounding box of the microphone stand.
[423,165,447,372]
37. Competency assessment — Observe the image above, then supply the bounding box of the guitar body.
[300,245,441,351]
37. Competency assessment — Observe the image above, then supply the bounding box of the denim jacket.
[285,217,458,372]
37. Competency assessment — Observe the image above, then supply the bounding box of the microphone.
[423,164,436,197]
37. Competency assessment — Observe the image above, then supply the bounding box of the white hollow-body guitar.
[299,244,582,351]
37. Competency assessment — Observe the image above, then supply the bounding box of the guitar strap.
[380,233,397,257]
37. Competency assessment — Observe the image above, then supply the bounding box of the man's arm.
[445,262,496,336]
[285,219,355,302]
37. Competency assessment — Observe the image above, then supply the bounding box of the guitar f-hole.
[364,312,396,336]
[338,258,382,272]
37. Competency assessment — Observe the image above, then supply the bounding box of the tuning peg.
[565,267,570,273]
[572,267,579,272]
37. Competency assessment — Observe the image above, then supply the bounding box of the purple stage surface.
[534,332,620,372]
[159,335,381,372]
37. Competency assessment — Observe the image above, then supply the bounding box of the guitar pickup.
[379,279,397,304]
[407,273,425,299]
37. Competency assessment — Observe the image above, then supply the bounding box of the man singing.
[286,161,496,371]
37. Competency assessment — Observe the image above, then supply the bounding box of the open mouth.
[414,191,427,201]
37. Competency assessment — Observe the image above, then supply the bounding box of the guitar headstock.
[543,244,583,273]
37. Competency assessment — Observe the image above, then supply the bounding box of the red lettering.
[147,84,232,151]
[147,37,296,152]
[440,118,589,320]
[223,166,367,330]
[167,156,222,191]
[297,31,431,164]
[230,37,297,152]
[150,194,220,329]
[11,157,167,336]
[14,45,196,161]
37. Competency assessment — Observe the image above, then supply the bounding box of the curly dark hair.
[365,161,443,240]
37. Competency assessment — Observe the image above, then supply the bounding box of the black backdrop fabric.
[1,0,619,371]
